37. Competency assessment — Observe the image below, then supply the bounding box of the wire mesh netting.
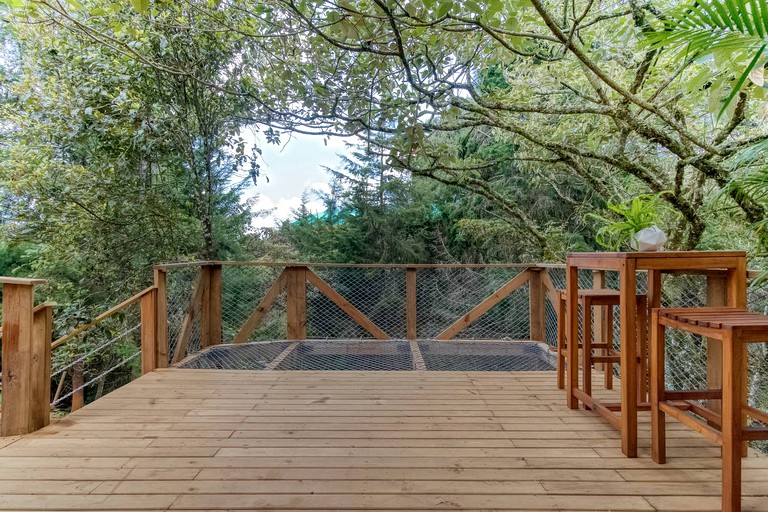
[418,340,556,371]
[177,341,292,370]
[309,268,407,339]
[221,265,287,342]
[176,339,556,372]
[165,265,536,360]
[166,266,202,363]
[275,340,414,371]
[416,267,530,340]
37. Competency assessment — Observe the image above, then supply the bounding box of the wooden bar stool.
[557,289,649,403]
[650,307,768,512]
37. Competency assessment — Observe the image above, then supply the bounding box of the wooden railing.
[2,261,767,438]
[0,279,158,436]
[155,262,557,364]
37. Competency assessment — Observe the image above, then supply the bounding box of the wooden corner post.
[0,277,50,436]
[286,266,308,340]
[528,268,545,342]
[153,267,169,368]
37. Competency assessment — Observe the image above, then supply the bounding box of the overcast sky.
[243,131,355,228]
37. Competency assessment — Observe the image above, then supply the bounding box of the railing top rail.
[51,285,156,350]
[0,276,47,285]
[153,261,766,279]
[155,261,567,270]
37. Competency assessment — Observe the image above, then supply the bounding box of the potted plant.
[586,192,672,251]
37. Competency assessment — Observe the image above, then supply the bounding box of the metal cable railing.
[49,298,144,413]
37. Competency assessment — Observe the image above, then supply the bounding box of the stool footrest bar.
[665,389,722,400]
[659,401,724,445]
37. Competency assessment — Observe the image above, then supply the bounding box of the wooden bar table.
[565,251,747,458]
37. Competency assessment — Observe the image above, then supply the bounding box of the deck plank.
[0,369,766,510]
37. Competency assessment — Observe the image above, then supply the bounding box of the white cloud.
[241,130,357,228]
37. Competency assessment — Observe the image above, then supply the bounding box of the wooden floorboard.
[0,369,766,511]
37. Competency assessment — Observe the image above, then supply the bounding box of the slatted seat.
[556,289,648,404]
[651,307,768,512]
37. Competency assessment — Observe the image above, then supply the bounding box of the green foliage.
[646,0,768,118]
[283,149,441,263]
[586,192,673,251]
[0,0,259,402]
[0,241,34,277]
[1,0,258,305]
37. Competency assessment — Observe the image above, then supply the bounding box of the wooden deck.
[0,369,767,511]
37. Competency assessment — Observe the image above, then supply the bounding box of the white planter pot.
[630,225,667,252]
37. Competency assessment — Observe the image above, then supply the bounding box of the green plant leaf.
[719,43,767,119]
[130,0,149,14]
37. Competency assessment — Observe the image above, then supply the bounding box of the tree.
[222,0,768,251]
[4,0,768,257]
[0,0,257,303]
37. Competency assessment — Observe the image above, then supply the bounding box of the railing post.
[528,268,545,341]
[406,268,417,340]
[71,362,84,411]
[153,266,168,368]
[31,302,55,430]
[1,277,47,436]
[286,266,307,340]
[200,264,222,349]
[141,287,158,374]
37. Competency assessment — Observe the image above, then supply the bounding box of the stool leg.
[605,306,613,390]
[650,309,666,464]
[557,296,566,390]
[583,299,593,409]
[637,297,648,404]
[721,332,743,512]
[566,266,579,410]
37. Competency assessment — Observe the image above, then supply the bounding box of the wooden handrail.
[51,286,156,349]
[155,261,568,270]
[0,277,46,285]
[155,261,768,278]
[33,301,57,313]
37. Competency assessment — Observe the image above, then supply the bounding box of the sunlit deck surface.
[1,369,767,511]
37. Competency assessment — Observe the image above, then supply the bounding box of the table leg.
[566,263,580,410]
[636,296,648,404]
[721,330,743,512]
[620,260,638,458]
[646,270,662,311]
[726,258,747,310]
[726,258,749,457]
[650,308,666,464]
[557,294,565,390]
[605,306,613,390]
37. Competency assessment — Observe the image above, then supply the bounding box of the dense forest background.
[0,0,767,325]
